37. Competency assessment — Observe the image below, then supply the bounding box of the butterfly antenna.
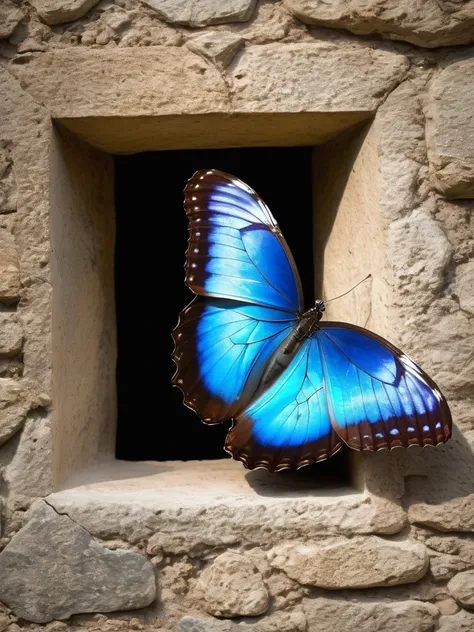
[324,274,372,304]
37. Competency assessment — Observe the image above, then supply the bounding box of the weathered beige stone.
[438,610,474,631]
[0,229,20,301]
[409,495,474,533]
[427,535,474,565]
[142,0,257,26]
[0,0,23,39]
[179,611,306,632]
[45,461,406,551]
[186,32,244,68]
[0,141,17,213]
[430,553,473,582]
[29,0,101,25]
[454,261,474,315]
[9,47,228,119]
[230,42,409,113]
[303,598,439,632]
[0,379,34,446]
[197,552,269,617]
[0,314,22,356]
[270,537,428,589]
[0,502,156,623]
[448,570,474,609]
[426,60,474,198]
[284,0,474,47]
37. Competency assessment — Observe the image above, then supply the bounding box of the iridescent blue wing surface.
[226,338,342,471]
[172,298,296,423]
[183,170,303,313]
[317,323,452,450]
[173,170,304,423]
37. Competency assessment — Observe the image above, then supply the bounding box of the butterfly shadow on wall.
[172,169,453,480]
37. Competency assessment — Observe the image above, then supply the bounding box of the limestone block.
[448,570,474,609]
[0,1,23,39]
[427,60,474,198]
[179,611,306,632]
[186,32,244,68]
[0,502,156,623]
[304,598,439,632]
[429,553,473,582]
[142,0,257,26]
[269,537,428,589]
[454,261,474,315]
[29,0,101,25]
[438,611,474,631]
[0,141,17,213]
[197,552,269,617]
[283,0,474,48]
[9,48,228,119]
[0,229,20,301]
[0,379,33,446]
[230,43,409,113]
[427,535,474,564]
[0,314,22,355]
[409,495,474,532]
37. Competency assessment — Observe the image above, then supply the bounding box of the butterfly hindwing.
[183,170,303,312]
[172,298,296,423]
[226,338,342,471]
[317,323,452,450]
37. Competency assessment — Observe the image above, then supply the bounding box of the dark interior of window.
[115,146,349,480]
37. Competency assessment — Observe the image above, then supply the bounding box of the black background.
[114,147,315,461]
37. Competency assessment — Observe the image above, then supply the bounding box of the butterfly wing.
[226,338,342,471]
[317,323,452,450]
[172,298,296,423]
[173,170,305,423]
[183,170,303,313]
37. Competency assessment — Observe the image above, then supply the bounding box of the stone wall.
[0,0,474,631]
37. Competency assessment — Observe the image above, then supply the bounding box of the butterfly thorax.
[257,301,325,393]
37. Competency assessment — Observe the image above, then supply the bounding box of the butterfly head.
[314,299,326,320]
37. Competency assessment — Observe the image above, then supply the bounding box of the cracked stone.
[197,552,269,617]
[0,313,22,356]
[186,32,244,68]
[179,611,306,631]
[0,141,16,212]
[270,536,428,588]
[283,0,474,48]
[0,379,34,446]
[448,570,474,609]
[0,502,156,623]
[29,0,102,25]
[142,0,257,26]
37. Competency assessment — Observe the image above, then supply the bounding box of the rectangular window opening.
[114,146,352,486]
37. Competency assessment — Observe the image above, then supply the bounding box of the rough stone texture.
[10,48,228,119]
[0,502,156,623]
[230,42,409,113]
[29,0,102,25]
[454,261,474,314]
[197,552,269,617]
[0,314,22,356]
[0,0,23,39]
[45,461,407,553]
[408,495,474,533]
[284,0,474,47]
[0,140,16,213]
[0,229,20,302]
[427,535,474,565]
[426,59,474,198]
[142,0,257,26]
[447,570,474,608]
[186,32,244,68]
[438,610,474,631]
[270,537,428,589]
[179,611,306,632]
[0,379,37,446]
[303,598,439,632]
[430,553,473,582]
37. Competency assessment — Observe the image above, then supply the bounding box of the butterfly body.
[172,169,452,471]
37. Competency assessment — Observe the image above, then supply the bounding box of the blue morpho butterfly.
[172,170,452,471]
